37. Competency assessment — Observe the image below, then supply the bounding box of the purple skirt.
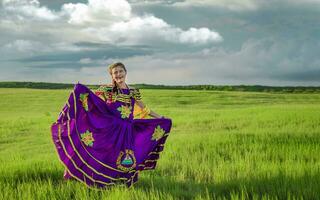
[51,83,172,188]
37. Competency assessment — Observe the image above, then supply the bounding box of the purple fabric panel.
[51,83,172,188]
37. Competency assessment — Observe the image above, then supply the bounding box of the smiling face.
[110,65,127,85]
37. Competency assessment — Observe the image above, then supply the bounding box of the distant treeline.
[0,81,320,93]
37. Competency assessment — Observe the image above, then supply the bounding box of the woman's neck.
[116,82,128,89]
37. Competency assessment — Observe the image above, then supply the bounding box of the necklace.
[118,83,129,94]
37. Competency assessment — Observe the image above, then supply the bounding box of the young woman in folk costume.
[51,62,172,188]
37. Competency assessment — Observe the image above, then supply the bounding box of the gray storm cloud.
[0,0,319,86]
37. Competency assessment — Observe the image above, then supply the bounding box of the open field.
[0,87,319,199]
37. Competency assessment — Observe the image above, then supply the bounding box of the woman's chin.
[116,80,125,84]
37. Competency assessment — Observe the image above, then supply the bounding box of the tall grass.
[0,88,319,199]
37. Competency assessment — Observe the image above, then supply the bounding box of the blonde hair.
[108,62,127,75]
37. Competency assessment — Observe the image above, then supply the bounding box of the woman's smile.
[111,66,127,84]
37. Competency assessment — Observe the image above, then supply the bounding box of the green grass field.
[0,88,319,199]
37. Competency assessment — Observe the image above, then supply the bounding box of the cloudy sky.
[0,0,319,86]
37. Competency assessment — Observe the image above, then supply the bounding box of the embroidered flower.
[80,130,94,147]
[79,93,89,111]
[151,125,165,141]
[117,105,132,119]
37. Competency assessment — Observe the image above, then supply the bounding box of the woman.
[51,62,172,188]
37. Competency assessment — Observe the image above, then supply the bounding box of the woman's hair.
[107,62,127,94]
[108,62,127,75]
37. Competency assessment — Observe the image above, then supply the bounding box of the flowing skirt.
[51,83,172,188]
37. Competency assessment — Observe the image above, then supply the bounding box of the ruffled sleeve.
[132,88,152,119]
[132,88,142,101]
[94,85,112,102]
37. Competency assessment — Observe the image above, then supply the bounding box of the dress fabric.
[51,83,172,188]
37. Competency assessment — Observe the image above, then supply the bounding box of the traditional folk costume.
[51,83,172,188]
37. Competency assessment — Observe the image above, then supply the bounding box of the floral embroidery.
[116,149,136,172]
[151,125,165,141]
[80,130,94,147]
[117,105,132,119]
[79,93,89,111]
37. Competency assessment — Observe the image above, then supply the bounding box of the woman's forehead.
[112,66,124,72]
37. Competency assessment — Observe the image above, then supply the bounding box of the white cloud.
[179,27,222,44]
[61,0,222,45]
[83,15,222,45]
[2,0,59,21]
[62,0,132,25]
[0,0,222,47]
